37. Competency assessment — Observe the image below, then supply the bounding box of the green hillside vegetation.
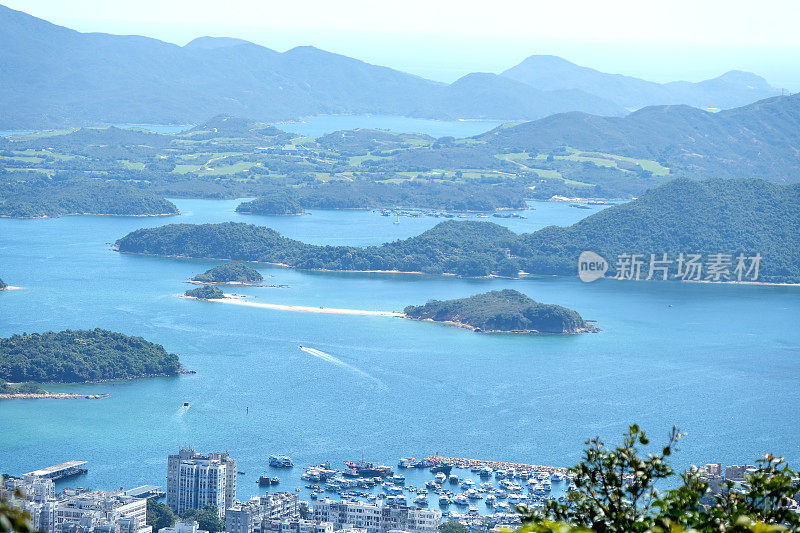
[0,179,179,218]
[0,329,182,383]
[404,289,592,334]
[236,193,304,215]
[185,285,225,299]
[192,263,263,284]
[482,93,800,180]
[116,178,800,283]
[0,379,46,394]
[7,92,800,215]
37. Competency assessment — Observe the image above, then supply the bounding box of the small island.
[185,285,225,300]
[191,263,264,285]
[404,289,596,334]
[0,329,186,399]
[236,194,304,216]
[0,278,6,290]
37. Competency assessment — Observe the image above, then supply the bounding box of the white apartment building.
[312,499,441,533]
[53,489,149,533]
[166,449,237,517]
[225,492,300,533]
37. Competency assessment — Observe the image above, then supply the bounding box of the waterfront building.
[725,464,756,482]
[226,492,300,533]
[312,499,441,533]
[166,448,237,517]
[54,489,149,533]
[158,520,209,533]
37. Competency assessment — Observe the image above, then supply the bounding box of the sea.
[1,198,799,506]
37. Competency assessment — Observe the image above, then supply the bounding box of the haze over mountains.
[0,4,783,129]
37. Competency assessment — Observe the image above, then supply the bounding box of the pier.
[424,456,569,475]
[25,460,88,480]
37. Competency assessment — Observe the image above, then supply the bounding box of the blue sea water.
[0,199,798,503]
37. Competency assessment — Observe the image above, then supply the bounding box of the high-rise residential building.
[166,448,237,517]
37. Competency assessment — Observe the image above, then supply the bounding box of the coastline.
[1,211,178,220]
[407,317,597,335]
[181,294,405,317]
[0,392,109,400]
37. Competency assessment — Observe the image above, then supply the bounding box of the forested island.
[404,290,594,334]
[0,180,179,218]
[236,193,304,216]
[0,329,183,384]
[191,263,264,285]
[184,285,225,299]
[115,178,800,284]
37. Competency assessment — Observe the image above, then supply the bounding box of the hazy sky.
[6,0,800,89]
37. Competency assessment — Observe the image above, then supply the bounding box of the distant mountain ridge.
[481,93,800,180]
[0,4,781,129]
[501,55,780,111]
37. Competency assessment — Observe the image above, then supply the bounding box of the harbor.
[424,456,569,475]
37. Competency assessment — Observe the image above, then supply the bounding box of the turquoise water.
[1,199,798,502]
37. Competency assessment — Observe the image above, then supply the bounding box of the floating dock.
[424,456,568,475]
[25,460,88,480]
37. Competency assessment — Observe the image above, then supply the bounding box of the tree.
[439,520,469,533]
[519,425,800,533]
[498,258,521,278]
[146,499,176,532]
[180,505,224,533]
[0,491,34,533]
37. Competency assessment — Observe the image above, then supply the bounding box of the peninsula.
[115,179,800,284]
[191,263,264,285]
[404,289,595,334]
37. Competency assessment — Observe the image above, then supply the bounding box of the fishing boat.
[258,473,271,486]
[434,472,446,483]
[414,494,428,506]
[269,455,294,468]
[344,460,393,477]
[430,463,453,475]
[438,495,451,506]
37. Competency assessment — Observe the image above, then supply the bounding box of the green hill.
[404,289,593,334]
[480,94,800,180]
[116,179,800,283]
[0,329,182,383]
[184,285,225,300]
[191,263,263,284]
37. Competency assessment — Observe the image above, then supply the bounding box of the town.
[4,449,788,533]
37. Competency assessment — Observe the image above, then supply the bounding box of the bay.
[0,199,798,505]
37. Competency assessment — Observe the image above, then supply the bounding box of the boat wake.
[299,346,385,388]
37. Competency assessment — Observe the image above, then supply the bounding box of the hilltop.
[501,55,779,110]
[481,93,800,180]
